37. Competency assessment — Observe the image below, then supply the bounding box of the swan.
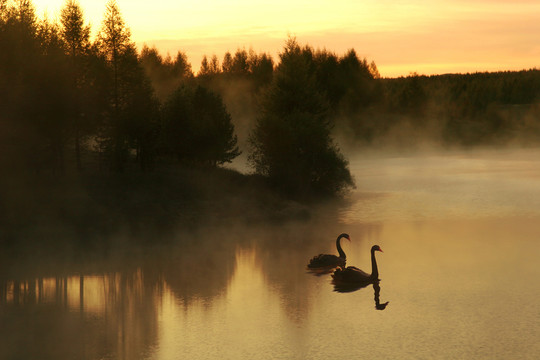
[307,233,350,270]
[332,245,383,284]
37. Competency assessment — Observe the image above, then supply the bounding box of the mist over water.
[2,148,540,359]
[342,147,540,222]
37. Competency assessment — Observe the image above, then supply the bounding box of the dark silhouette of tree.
[249,38,354,197]
[140,45,193,102]
[60,0,92,171]
[60,0,90,58]
[162,85,240,166]
[368,60,380,79]
[231,48,249,76]
[0,0,78,174]
[0,0,40,171]
[172,51,193,79]
[34,18,75,174]
[95,0,155,171]
[198,54,220,77]
[337,49,379,110]
[118,46,160,171]
[222,51,233,73]
[247,50,274,88]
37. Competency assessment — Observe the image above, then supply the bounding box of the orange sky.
[33,0,540,77]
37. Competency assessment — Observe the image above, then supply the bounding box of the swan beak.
[379,248,384,252]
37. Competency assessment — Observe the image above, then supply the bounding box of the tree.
[60,0,92,171]
[140,46,193,101]
[60,0,90,57]
[231,48,249,76]
[118,46,160,171]
[247,50,273,88]
[0,1,77,175]
[172,50,193,79]
[162,85,240,166]
[198,54,220,77]
[222,51,233,73]
[34,17,75,174]
[249,38,354,197]
[95,0,135,171]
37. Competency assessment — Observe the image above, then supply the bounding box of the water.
[2,148,540,359]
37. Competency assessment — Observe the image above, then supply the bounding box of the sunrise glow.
[26,0,540,77]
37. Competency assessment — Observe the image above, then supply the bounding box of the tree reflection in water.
[0,230,239,360]
[0,219,380,359]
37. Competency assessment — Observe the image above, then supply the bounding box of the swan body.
[307,233,350,270]
[332,245,383,284]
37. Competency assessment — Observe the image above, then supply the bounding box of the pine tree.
[60,0,92,170]
[95,0,134,171]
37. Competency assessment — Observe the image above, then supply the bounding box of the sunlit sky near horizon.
[33,0,540,77]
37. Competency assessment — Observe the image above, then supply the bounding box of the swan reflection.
[373,281,389,310]
[333,280,389,310]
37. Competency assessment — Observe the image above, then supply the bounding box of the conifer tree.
[60,0,92,170]
[95,0,137,171]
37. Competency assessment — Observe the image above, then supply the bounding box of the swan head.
[338,233,351,242]
[371,245,383,253]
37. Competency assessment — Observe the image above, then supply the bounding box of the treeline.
[2,0,374,197]
[3,0,540,200]
[339,70,540,147]
[1,0,243,176]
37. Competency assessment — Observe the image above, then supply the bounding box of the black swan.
[307,233,350,270]
[332,245,383,284]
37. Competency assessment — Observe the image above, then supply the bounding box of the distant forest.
[2,0,540,195]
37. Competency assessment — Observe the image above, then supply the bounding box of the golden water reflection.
[0,243,318,360]
[2,149,540,359]
[0,269,160,360]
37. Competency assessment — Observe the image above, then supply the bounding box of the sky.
[32,0,540,77]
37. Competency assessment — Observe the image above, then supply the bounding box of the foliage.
[93,0,162,171]
[249,38,354,197]
[139,45,194,101]
[162,85,240,166]
[367,71,540,147]
[3,0,540,204]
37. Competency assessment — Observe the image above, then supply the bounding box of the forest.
[2,0,540,246]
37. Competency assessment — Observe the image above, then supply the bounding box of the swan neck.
[336,236,346,258]
[371,249,379,278]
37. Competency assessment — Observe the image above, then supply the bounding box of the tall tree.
[222,51,233,73]
[97,0,131,107]
[60,0,91,171]
[198,54,220,78]
[172,50,193,79]
[231,48,249,76]
[249,38,354,197]
[60,0,90,57]
[95,0,134,171]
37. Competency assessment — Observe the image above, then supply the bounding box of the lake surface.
[2,148,540,359]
